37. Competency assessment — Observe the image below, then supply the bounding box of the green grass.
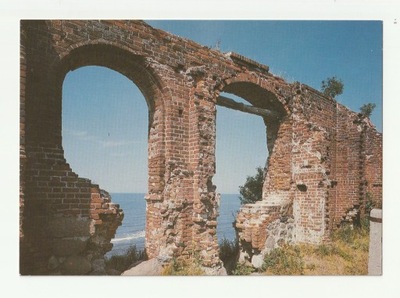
[232,262,255,275]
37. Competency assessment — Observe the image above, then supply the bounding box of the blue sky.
[62,20,382,193]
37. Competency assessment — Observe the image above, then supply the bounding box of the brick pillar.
[145,64,195,261]
[20,21,126,274]
[188,73,222,270]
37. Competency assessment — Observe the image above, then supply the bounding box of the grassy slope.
[262,224,370,275]
[106,223,370,275]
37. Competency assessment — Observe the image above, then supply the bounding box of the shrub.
[321,76,344,98]
[262,245,304,275]
[219,238,239,274]
[161,255,204,276]
[333,224,355,244]
[333,222,369,245]
[360,103,376,118]
[315,244,334,257]
[105,245,146,273]
[232,262,255,275]
[161,250,205,276]
[239,167,264,205]
[365,192,381,216]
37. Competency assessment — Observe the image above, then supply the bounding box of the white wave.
[111,230,145,243]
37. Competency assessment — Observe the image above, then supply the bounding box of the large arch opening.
[56,43,167,261]
[62,65,148,257]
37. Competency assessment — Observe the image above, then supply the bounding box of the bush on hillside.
[105,245,146,273]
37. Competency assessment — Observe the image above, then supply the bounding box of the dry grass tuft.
[161,255,205,276]
[261,223,370,275]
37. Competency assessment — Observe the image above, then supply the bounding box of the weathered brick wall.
[235,83,382,264]
[20,20,382,274]
[363,125,383,209]
[290,86,333,244]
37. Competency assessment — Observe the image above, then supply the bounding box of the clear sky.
[62,20,382,194]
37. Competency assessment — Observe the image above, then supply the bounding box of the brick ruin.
[20,20,382,274]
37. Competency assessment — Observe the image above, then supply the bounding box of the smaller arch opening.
[215,80,287,273]
[222,82,286,116]
[215,91,268,273]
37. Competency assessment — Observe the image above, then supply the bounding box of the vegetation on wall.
[321,76,344,98]
[360,103,376,118]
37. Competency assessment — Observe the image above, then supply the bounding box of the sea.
[105,193,241,258]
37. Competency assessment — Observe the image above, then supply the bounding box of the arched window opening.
[62,66,148,257]
[215,92,268,243]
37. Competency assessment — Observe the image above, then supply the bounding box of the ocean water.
[105,193,241,258]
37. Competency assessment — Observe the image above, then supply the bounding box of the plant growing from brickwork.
[238,167,264,205]
[359,103,376,118]
[321,76,344,98]
[365,192,381,213]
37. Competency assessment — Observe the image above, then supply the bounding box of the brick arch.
[221,73,291,116]
[53,42,169,193]
[218,75,293,175]
[55,42,166,112]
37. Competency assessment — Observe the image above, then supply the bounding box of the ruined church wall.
[235,82,382,263]
[20,20,382,274]
[19,21,142,274]
[295,85,382,233]
[363,127,383,209]
[20,20,236,273]
[289,86,336,244]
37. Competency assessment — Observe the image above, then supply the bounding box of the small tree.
[321,76,344,98]
[238,167,264,205]
[360,103,376,118]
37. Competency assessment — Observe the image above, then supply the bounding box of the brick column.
[187,70,222,270]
